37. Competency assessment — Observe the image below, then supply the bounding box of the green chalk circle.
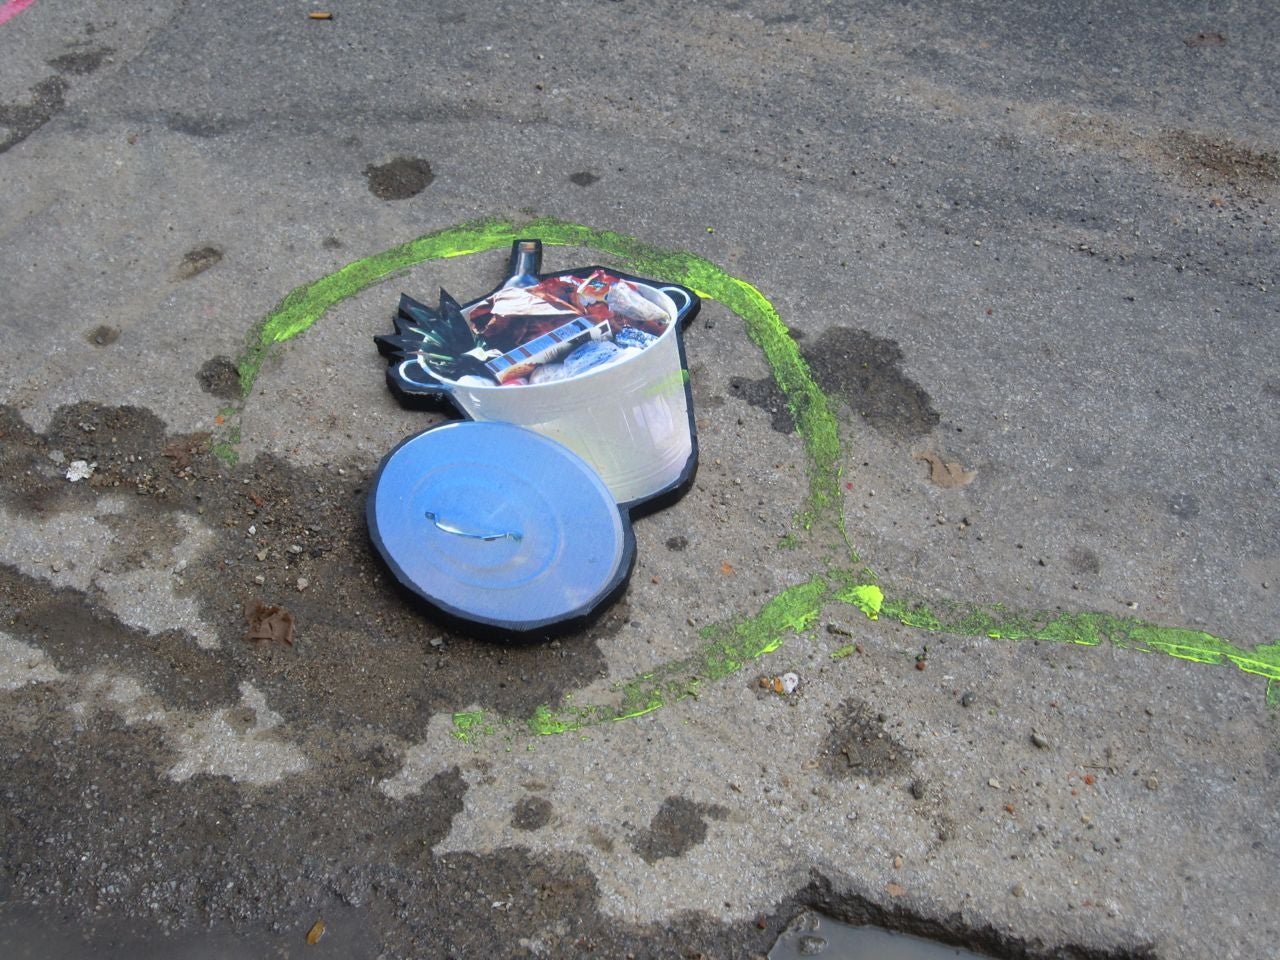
[229,216,1279,740]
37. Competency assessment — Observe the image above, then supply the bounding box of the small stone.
[988,777,1002,789]
[892,855,903,869]
[50,561,63,573]
[960,691,975,708]
[66,460,95,482]
[1011,883,1026,897]
[253,575,265,585]
[1030,731,1050,749]
[429,637,444,648]
[781,672,800,694]
[288,544,303,555]
[255,549,269,561]
[909,779,925,799]
[296,577,310,592]
[1145,776,1159,791]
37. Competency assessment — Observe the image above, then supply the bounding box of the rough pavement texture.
[1,1,1277,958]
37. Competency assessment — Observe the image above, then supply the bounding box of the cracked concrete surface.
[2,0,1278,958]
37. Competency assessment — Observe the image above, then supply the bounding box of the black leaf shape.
[375,290,492,381]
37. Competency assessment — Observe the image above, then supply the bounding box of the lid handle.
[424,510,523,543]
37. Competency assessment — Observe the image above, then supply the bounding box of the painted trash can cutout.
[369,239,700,640]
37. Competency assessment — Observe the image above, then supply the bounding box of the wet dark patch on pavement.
[1159,130,1280,191]
[47,47,115,76]
[732,326,939,439]
[815,700,913,780]
[0,403,612,732]
[1168,493,1200,520]
[86,325,120,347]
[1066,546,1102,576]
[511,795,553,831]
[322,236,343,249]
[0,46,116,155]
[0,564,241,714]
[365,157,434,200]
[569,171,600,187]
[0,704,468,948]
[665,535,689,551]
[630,796,729,863]
[803,328,940,438]
[729,375,797,433]
[198,356,243,399]
[176,245,223,280]
[0,76,68,155]
[0,701,777,957]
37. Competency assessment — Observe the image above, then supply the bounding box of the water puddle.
[769,911,994,960]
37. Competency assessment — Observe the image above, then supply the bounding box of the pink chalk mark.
[0,0,39,26]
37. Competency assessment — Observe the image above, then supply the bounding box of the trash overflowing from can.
[368,239,700,640]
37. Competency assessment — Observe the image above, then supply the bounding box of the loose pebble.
[296,578,310,592]
[1011,883,1026,897]
[960,691,975,707]
[1145,776,1159,790]
[1030,731,1049,749]
[988,778,1002,789]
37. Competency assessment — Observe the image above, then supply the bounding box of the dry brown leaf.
[720,562,734,575]
[244,601,295,646]
[914,451,976,488]
[305,919,326,944]
[1184,31,1226,47]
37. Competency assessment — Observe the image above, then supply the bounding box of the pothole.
[770,912,993,959]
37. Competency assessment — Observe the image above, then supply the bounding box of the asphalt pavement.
[1,1,1278,958]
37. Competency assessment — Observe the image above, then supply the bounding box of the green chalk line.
[879,594,1280,681]
[501,577,1280,740]
[228,215,1277,742]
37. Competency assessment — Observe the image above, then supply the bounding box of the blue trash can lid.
[367,420,634,639]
